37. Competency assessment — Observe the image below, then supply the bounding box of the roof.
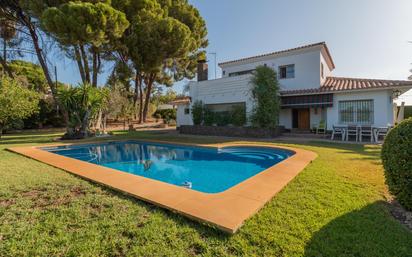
[169,96,191,105]
[157,104,175,110]
[218,42,335,69]
[281,77,412,96]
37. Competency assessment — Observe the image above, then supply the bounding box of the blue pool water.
[42,141,294,193]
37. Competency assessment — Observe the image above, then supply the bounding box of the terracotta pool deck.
[8,140,317,233]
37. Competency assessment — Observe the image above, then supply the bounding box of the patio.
[330,124,390,143]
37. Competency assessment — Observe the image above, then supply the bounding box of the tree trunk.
[95,109,102,131]
[134,72,144,124]
[103,114,107,133]
[74,45,86,83]
[0,123,3,139]
[0,39,13,78]
[80,109,90,138]
[1,1,55,95]
[26,21,56,97]
[92,47,98,87]
[142,73,156,122]
[80,44,90,84]
[0,55,13,78]
[3,40,5,61]
[138,79,144,124]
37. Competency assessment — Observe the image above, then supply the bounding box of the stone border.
[8,140,316,233]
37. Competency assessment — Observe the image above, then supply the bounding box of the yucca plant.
[58,83,108,139]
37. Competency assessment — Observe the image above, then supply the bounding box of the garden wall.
[179,125,284,138]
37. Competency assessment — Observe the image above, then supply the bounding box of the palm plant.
[58,83,108,139]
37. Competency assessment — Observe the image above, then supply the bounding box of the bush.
[203,107,214,126]
[0,76,40,137]
[191,101,203,125]
[381,118,412,211]
[250,65,280,128]
[231,105,246,126]
[153,109,176,121]
[404,106,412,119]
[23,99,65,129]
[58,83,108,139]
[214,112,230,126]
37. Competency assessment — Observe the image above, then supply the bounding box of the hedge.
[381,118,412,210]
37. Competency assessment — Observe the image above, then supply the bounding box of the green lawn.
[0,131,411,257]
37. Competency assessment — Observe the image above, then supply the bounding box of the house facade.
[174,42,412,130]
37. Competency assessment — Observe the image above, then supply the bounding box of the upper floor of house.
[217,42,335,91]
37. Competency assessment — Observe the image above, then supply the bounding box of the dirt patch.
[0,199,15,207]
[387,200,412,231]
[188,242,206,256]
[70,186,87,197]
[19,185,88,209]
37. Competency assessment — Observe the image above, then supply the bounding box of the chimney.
[197,59,208,82]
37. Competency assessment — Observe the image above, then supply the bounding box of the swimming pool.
[42,141,294,193]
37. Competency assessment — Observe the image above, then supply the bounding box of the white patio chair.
[359,125,373,142]
[331,125,345,141]
[316,120,326,135]
[346,125,358,141]
[375,127,390,142]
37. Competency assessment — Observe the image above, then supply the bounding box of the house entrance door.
[292,108,310,130]
[298,109,310,129]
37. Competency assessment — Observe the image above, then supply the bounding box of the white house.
[173,42,412,131]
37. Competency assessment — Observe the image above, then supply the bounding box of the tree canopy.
[0,75,39,136]
[112,0,207,122]
[0,0,208,136]
[40,0,129,86]
[7,60,47,92]
[41,2,129,47]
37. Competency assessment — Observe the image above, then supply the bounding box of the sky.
[37,0,412,103]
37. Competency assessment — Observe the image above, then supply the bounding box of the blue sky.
[40,0,412,101]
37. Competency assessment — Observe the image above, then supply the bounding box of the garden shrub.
[191,101,203,125]
[250,65,280,128]
[58,83,108,139]
[153,109,176,122]
[0,76,40,137]
[404,106,412,119]
[231,105,246,126]
[203,107,214,126]
[214,112,230,126]
[381,118,412,211]
[23,99,65,129]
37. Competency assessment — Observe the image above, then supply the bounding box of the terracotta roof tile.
[219,42,335,69]
[169,96,191,105]
[281,77,412,96]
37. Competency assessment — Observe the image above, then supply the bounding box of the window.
[228,69,255,77]
[184,108,190,115]
[222,70,226,76]
[279,64,295,79]
[339,100,374,124]
[321,63,324,79]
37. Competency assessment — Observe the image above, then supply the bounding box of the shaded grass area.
[0,131,411,256]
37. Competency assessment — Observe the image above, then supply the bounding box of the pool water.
[43,141,294,193]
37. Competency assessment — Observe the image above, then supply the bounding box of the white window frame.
[338,99,374,124]
[279,64,295,79]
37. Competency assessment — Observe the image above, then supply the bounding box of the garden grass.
[0,131,411,256]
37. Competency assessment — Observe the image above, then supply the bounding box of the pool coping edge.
[7,139,317,234]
